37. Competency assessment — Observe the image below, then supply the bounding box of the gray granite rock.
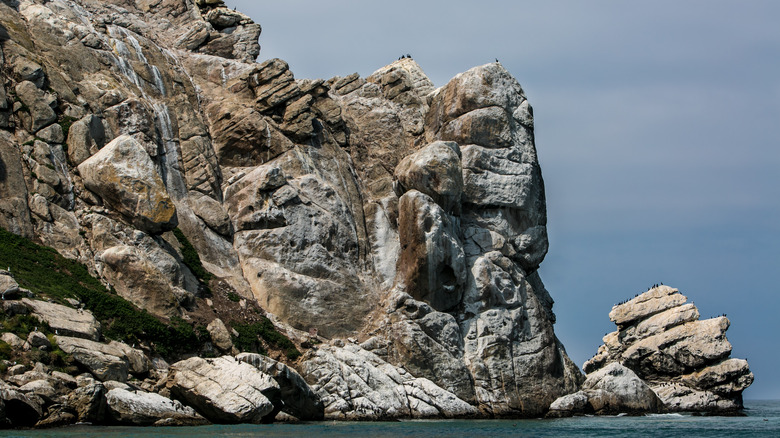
[0,0,587,421]
[237,353,324,420]
[166,356,280,424]
[78,135,177,234]
[22,299,101,341]
[105,387,208,426]
[582,286,753,413]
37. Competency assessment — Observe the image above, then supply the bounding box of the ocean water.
[2,400,778,438]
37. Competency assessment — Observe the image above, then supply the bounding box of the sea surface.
[2,400,778,438]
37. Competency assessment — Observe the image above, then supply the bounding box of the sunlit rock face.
[580,285,753,413]
[0,0,582,418]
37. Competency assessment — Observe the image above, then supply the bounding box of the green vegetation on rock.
[233,316,301,361]
[173,228,213,290]
[0,227,205,358]
[1,313,50,338]
[58,115,76,143]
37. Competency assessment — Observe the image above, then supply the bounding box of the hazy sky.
[225,0,780,399]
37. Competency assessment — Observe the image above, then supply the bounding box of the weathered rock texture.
[0,0,582,421]
[547,362,662,417]
[165,356,280,424]
[105,387,208,426]
[580,286,753,413]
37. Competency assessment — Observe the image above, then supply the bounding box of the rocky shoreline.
[0,0,752,428]
[1,266,752,427]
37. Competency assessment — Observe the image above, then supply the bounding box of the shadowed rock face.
[0,0,581,418]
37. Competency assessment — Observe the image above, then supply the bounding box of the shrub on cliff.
[0,227,204,358]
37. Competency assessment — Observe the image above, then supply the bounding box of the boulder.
[166,356,281,424]
[77,135,177,234]
[652,382,744,413]
[188,192,231,236]
[205,8,252,29]
[22,299,101,341]
[548,363,661,417]
[547,391,590,417]
[14,81,56,132]
[17,379,58,401]
[679,358,753,394]
[66,383,107,423]
[0,272,20,299]
[6,364,28,377]
[237,353,324,420]
[621,317,733,378]
[98,244,190,318]
[4,368,50,387]
[37,123,64,144]
[34,404,77,428]
[609,286,687,327]
[206,318,234,352]
[55,336,150,382]
[618,303,699,346]
[11,57,45,88]
[105,388,208,426]
[1,332,28,351]
[0,386,43,427]
[26,331,51,350]
[582,362,662,414]
[394,141,463,214]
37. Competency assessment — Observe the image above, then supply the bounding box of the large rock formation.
[574,285,753,414]
[0,0,583,423]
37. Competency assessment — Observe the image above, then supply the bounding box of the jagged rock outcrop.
[0,0,585,423]
[237,353,324,421]
[575,286,753,413]
[299,342,477,420]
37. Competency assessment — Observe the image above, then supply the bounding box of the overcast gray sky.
[225,0,780,399]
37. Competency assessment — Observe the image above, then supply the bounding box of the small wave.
[646,413,686,418]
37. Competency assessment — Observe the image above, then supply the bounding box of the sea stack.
[549,285,753,416]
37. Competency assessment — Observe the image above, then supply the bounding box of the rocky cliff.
[0,0,583,423]
[549,285,753,416]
